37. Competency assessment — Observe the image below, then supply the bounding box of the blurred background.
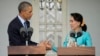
[0,0,100,56]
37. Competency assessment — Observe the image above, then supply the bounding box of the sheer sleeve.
[63,35,69,47]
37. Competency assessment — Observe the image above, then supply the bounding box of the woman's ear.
[77,22,81,27]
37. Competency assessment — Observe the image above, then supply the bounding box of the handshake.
[37,40,52,50]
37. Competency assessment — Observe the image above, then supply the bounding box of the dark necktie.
[24,21,30,29]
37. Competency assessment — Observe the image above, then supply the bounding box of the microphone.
[20,27,33,46]
[70,31,75,38]
[27,27,33,40]
[70,31,77,42]
[20,27,33,45]
[70,30,82,42]
[77,32,82,37]
[20,27,27,38]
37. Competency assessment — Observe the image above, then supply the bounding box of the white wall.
[67,0,100,56]
[0,0,34,56]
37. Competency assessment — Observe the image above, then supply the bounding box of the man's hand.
[37,41,45,47]
[37,40,52,50]
[44,41,52,50]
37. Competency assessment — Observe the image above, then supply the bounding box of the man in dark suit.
[8,1,37,46]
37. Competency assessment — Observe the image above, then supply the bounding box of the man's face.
[22,6,33,20]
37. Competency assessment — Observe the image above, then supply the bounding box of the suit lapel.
[15,16,24,28]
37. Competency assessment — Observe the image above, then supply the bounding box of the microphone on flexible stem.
[20,27,27,38]
[70,31,77,47]
[20,27,33,46]
[70,31,82,47]
[70,31,82,42]
[27,27,33,41]
[70,31,78,42]
[20,27,28,45]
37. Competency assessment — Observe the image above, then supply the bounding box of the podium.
[8,46,46,56]
[57,47,95,56]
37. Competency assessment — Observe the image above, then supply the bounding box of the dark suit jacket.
[8,16,37,46]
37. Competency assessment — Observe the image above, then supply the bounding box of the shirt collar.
[18,15,25,26]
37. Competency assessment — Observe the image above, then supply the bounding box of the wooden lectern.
[8,46,46,56]
[57,47,95,56]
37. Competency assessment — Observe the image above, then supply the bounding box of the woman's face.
[70,16,80,30]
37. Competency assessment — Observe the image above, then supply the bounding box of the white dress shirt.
[18,15,25,27]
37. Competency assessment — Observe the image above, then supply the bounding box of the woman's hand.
[69,42,77,47]
[37,40,52,50]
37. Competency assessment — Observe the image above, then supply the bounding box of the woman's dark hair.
[70,13,87,32]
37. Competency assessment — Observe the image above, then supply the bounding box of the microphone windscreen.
[20,27,26,38]
[27,27,33,33]
[70,31,75,38]
[20,27,26,34]
[27,27,33,38]
[77,32,82,37]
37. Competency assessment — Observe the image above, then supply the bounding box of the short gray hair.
[18,1,32,13]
